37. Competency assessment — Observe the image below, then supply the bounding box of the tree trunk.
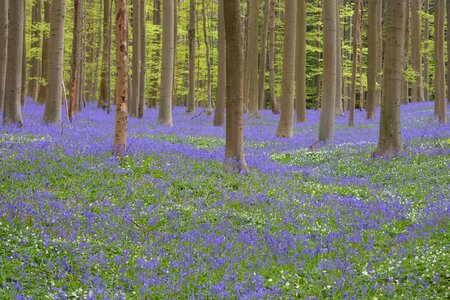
[276,0,297,138]
[43,0,66,124]
[158,0,174,126]
[149,0,161,108]
[224,0,247,173]
[376,0,405,157]
[28,0,42,102]
[69,0,83,121]
[245,0,259,118]
[295,0,306,123]
[318,0,337,143]
[202,0,212,114]
[138,0,146,118]
[0,0,7,113]
[447,0,450,104]
[268,0,279,114]
[258,0,270,110]
[335,0,343,116]
[37,0,51,104]
[411,0,423,103]
[113,0,129,152]
[130,0,141,117]
[3,0,24,125]
[423,0,429,101]
[401,0,410,104]
[375,0,383,107]
[434,0,447,123]
[186,0,196,113]
[349,0,360,127]
[99,0,112,112]
[367,0,379,120]
[213,0,226,126]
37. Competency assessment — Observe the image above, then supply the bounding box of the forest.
[0,0,449,298]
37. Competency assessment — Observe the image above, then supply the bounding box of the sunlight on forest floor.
[0,100,449,298]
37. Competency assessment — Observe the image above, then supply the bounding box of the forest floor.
[0,99,449,298]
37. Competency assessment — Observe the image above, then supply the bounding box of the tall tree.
[434,0,447,123]
[401,0,410,104]
[37,0,51,104]
[258,0,270,110]
[149,0,161,108]
[245,0,260,118]
[98,0,112,112]
[295,0,306,123]
[138,0,146,118]
[213,0,226,126]
[202,0,213,114]
[423,0,430,101]
[130,0,141,117]
[28,0,42,102]
[224,0,247,172]
[411,0,423,103]
[349,0,361,127]
[268,0,279,114]
[276,0,297,137]
[0,0,8,112]
[3,0,24,125]
[43,0,66,124]
[69,0,83,121]
[113,0,129,152]
[335,0,343,116]
[186,0,196,113]
[318,0,337,143]
[447,0,450,104]
[366,0,379,120]
[376,0,406,157]
[158,0,174,126]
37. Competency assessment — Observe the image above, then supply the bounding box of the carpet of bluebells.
[1,99,449,299]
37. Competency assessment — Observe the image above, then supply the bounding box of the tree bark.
[276,0,297,138]
[0,0,8,113]
[318,0,337,143]
[258,0,270,110]
[423,0,429,101]
[130,0,141,117]
[376,0,405,157]
[401,0,410,104]
[349,0,360,127]
[245,0,259,118]
[268,0,279,114]
[186,0,196,113]
[367,0,379,120]
[335,0,343,116]
[69,0,83,121]
[37,0,51,104]
[213,0,226,126]
[434,0,447,123]
[43,0,66,124]
[28,0,42,102]
[113,0,129,152]
[138,0,146,118]
[3,0,24,125]
[411,0,423,103]
[158,0,174,126]
[149,0,161,108]
[98,0,112,112]
[224,0,247,172]
[296,0,306,123]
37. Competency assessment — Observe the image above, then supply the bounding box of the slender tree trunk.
[186,0,196,113]
[158,0,174,126]
[69,0,83,121]
[367,0,379,120]
[423,0,429,101]
[349,0,360,127]
[376,0,405,157]
[21,25,26,107]
[318,0,337,143]
[202,0,212,114]
[245,0,259,118]
[268,0,279,114]
[434,0,447,123]
[258,0,270,110]
[149,0,161,108]
[411,0,423,103]
[401,0,410,104]
[172,1,177,107]
[0,0,7,113]
[335,0,343,116]
[276,0,297,138]
[375,0,383,107]
[28,0,42,101]
[224,0,247,172]
[37,0,51,104]
[3,0,24,125]
[358,4,364,111]
[138,0,146,118]
[43,0,66,124]
[213,0,226,126]
[113,0,129,152]
[130,0,141,117]
[295,0,306,123]
[99,0,112,112]
[447,0,450,104]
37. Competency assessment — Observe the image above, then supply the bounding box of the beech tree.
[3,0,24,126]
[245,0,260,118]
[411,0,423,103]
[224,0,247,172]
[296,0,306,123]
[43,0,66,124]
[69,0,83,121]
[37,0,51,105]
[0,0,7,113]
[213,0,226,126]
[434,0,447,123]
[28,0,41,102]
[367,0,380,120]
[130,0,141,118]
[98,0,112,112]
[376,0,406,157]
[186,0,196,114]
